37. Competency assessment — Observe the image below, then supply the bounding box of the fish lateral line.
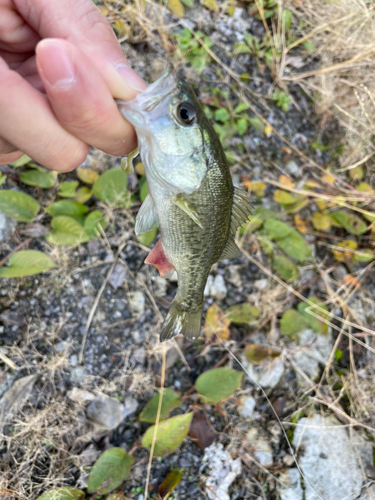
[145,238,175,278]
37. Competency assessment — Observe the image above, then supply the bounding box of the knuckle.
[46,140,89,172]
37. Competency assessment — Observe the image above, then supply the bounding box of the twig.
[79,243,125,364]
[0,237,32,268]
[144,341,166,500]
[0,351,17,370]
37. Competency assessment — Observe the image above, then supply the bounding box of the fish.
[118,67,251,341]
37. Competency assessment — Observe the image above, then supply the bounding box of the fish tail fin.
[160,300,203,341]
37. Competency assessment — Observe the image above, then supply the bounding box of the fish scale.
[118,67,251,341]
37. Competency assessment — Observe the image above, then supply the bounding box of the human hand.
[0,0,147,171]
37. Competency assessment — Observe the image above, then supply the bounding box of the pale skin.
[0,0,148,171]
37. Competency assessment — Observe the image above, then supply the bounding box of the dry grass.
[279,0,375,168]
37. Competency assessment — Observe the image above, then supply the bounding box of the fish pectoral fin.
[219,236,241,260]
[145,239,175,278]
[171,193,203,229]
[231,187,252,234]
[135,193,159,235]
[120,146,139,174]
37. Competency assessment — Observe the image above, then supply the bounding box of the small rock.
[246,428,273,467]
[204,275,228,300]
[70,367,88,385]
[70,354,78,367]
[132,347,146,365]
[254,279,268,291]
[282,454,295,467]
[279,468,304,500]
[0,211,16,243]
[153,276,168,296]
[167,270,178,282]
[128,291,145,316]
[67,388,96,403]
[285,160,300,177]
[87,393,124,429]
[227,265,242,288]
[238,396,256,418]
[121,396,138,420]
[79,444,101,466]
[109,264,127,289]
[200,443,242,500]
[54,341,68,353]
[292,328,333,384]
[245,356,285,389]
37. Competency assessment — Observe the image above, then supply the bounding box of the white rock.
[70,354,78,367]
[238,395,256,418]
[200,443,242,500]
[277,414,374,500]
[128,291,145,316]
[254,279,268,290]
[87,393,137,429]
[244,356,285,389]
[292,329,333,384]
[285,160,300,177]
[121,395,138,420]
[279,468,304,500]
[246,428,273,467]
[153,276,168,296]
[0,211,16,243]
[204,275,228,300]
[108,264,127,289]
[227,265,242,288]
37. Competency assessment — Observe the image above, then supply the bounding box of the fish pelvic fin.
[160,300,203,341]
[231,187,252,234]
[135,193,159,235]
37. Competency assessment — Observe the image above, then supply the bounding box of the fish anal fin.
[231,187,252,234]
[219,236,241,260]
[135,193,159,235]
[145,239,175,278]
[172,193,203,229]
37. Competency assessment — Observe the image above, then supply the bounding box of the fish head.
[118,66,209,194]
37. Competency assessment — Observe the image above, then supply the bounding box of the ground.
[0,1,375,500]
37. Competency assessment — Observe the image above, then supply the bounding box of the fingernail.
[115,62,148,92]
[36,40,76,89]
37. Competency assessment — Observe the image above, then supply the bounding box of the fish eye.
[175,102,196,125]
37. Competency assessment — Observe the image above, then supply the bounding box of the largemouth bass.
[118,67,251,341]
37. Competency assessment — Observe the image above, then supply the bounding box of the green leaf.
[282,9,292,32]
[244,344,280,364]
[225,303,260,325]
[84,211,107,239]
[233,42,251,54]
[58,181,78,198]
[237,118,248,136]
[264,219,294,240]
[0,190,40,222]
[139,388,182,423]
[214,108,230,123]
[249,117,266,134]
[75,186,92,204]
[353,248,374,262]
[234,103,249,114]
[77,167,99,184]
[196,368,243,403]
[141,413,193,457]
[168,0,185,17]
[87,448,134,494]
[202,0,218,11]
[297,298,329,335]
[93,168,131,208]
[0,173,6,186]
[311,212,332,231]
[274,190,298,205]
[280,310,310,339]
[10,155,32,168]
[253,207,278,220]
[302,40,315,51]
[46,216,90,246]
[0,250,56,278]
[36,488,85,500]
[46,200,88,223]
[331,210,368,235]
[137,228,157,246]
[272,255,299,281]
[19,169,56,189]
[139,176,149,202]
[181,0,194,7]
[277,232,311,262]
[158,470,183,498]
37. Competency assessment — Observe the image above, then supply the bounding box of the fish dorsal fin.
[231,187,252,234]
[171,193,203,229]
[135,193,159,235]
[219,236,241,260]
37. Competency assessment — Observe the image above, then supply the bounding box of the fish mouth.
[117,65,177,130]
